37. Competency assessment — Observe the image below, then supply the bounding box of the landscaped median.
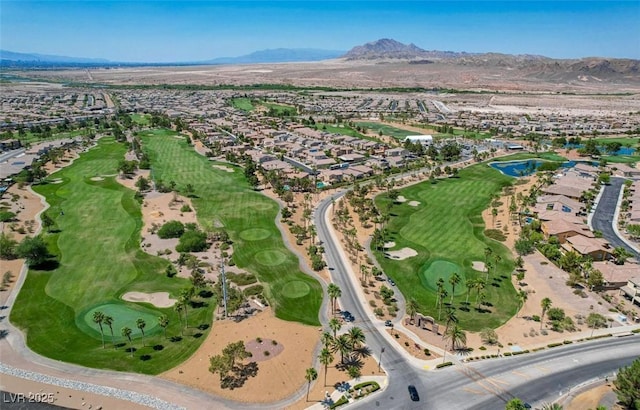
[329,380,381,409]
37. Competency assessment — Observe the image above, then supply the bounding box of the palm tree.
[438,288,448,320]
[484,261,493,282]
[406,298,419,323]
[443,306,458,334]
[443,324,467,352]
[474,278,486,306]
[319,348,333,386]
[327,283,342,315]
[332,334,352,364]
[179,288,193,328]
[103,315,115,348]
[449,273,461,304]
[121,327,133,357]
[136,318,147,347]
[464,279,475,306]
[174,302,185,334]
[305,367,318,401]
[484,246,493,268]
[329,317,342,338]
[435,278,445,307]
[540,297,552,330]
[320,331,333,349]
[158,314,169,339]
[517,290,528,318]
[347,327,366,349]
[477,291,487,310]
[92,311,105,349]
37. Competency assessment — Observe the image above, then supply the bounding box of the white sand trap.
[212,165,234,173]
[408,201,421,207]
[396,195,407,203]
[122,291,177,308]
[90,177,104,181]
[472,261,486,271]
[383,241,396,249]
[173,135,186,139]
[385,247,418,260]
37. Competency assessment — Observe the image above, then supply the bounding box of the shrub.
[272,340,278,345]
[0,233,18,260]
[424,348,431,356]
[264,350,270,356]
[369,300,377,307]
[484,229,506,242]
[480,328,499,345]
[243,284,264,297]
[180,204,192,212]
[532,315,541,322]
[176,229,209,252]
[227,272,257,286]
[0,211,16,222]
[436,362,453,369]
[479,346,487,351]
[157,220,185,239]
[256,337,262,343]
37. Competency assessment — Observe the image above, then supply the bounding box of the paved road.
[592,177,639,259]
[0,148,26,163]
[315,188,640,410]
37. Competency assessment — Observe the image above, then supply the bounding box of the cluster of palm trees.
[92,311,171,357]
[318,327,368,387]
[327,283,342,314]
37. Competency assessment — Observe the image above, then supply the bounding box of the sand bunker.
[385,247,418,260]
[122,291,177,308]
[472,261,486,271]
[396,195,407,203]
[212,164,234,173]
[90,177,104,181]
[383,241,396,249]
[408,201,421,207]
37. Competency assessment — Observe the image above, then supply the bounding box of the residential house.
[561,235,612,261]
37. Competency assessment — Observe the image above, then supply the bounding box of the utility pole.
[220,251,228,318]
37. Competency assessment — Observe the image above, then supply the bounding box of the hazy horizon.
[2,1,639,63]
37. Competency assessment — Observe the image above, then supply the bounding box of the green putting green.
[255,250,287,266]
[80,303,159,340]
[420,260,466,295]
[281,280,311,298]
[240,228,271,241]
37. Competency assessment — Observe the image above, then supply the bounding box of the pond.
[489,159,595,177]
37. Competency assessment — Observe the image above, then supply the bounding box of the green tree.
[329,317,342,338]
[443,324,467,351]
[613,358,640,409]
[121,327,134,357]
[16,235,49,267]
[541,297,552,330]
[319,348,333,386]
[517,290,528,318]
[305,367,318,401]
[92,311,105,348]
[332,334,352,364]
[0,233,18,260]
[136,318,147,347]
[480,328,499,345]
[347,326,366,349]
[158,314,169,339]
[407,298,420,323]
[327,283,342,315]
[103,315,115,348]
[449,272,461,304]
[505,398,528,410]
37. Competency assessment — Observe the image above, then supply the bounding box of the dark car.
[384,320,393,327]
[408,385,419,401]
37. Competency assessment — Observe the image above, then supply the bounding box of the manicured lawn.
[374,164,519,331]
[14,129,86,145]
[355,122,415,140]
[11,137,214,374]
[231,97,255,112]
[315,124,383,142]
[262,102,297,115]
[593,137,639,146]
[601,154,638,164]
[140,129,322,326]
[492,152,568,162]
[130,113,151,126]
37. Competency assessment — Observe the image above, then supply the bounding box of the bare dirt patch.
[245,338,284,362]
[121,291,177,308]
[212,165,234,173]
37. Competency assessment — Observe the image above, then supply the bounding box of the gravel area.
[0,364,185,410]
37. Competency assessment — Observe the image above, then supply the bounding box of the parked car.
[408,385,420,401]
[384,320,393,327]
[387,278,396,286]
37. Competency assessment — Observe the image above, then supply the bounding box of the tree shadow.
[220,362,259,390]
[125,347,137,353]
[114,342,127,349]
[170,336,183,343]
[33,259,60,271]
[0,329,8,340]
[337,356,364,370]
[189,300,208,309]
[197,323,210,330]
[192,332,203,338]
[153,344,164,351]
[199,290,214,298]
[140,354,152,361]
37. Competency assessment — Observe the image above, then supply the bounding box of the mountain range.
[2,39,638,81]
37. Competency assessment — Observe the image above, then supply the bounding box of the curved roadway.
[314,187,640,410]
[592,177,639,259]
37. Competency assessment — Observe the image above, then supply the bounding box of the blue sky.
[1,1,639,62]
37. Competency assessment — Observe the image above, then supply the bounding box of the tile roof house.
[561,235,612,261]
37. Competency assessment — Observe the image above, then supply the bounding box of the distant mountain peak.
[342,39,429,60]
